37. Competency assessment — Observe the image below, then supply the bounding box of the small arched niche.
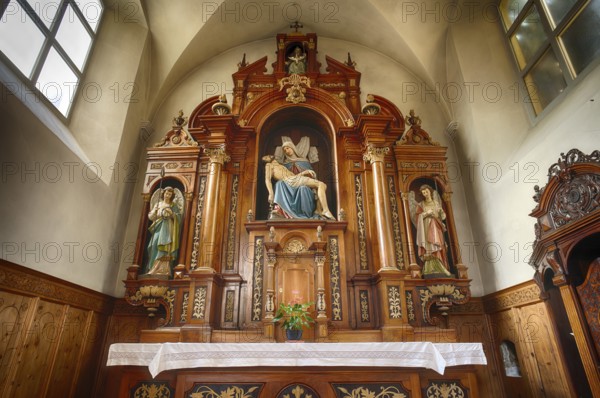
[255,106,337,220]
[499,340,522,377]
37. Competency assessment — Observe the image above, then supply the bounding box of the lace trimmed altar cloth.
[107,342,486,378]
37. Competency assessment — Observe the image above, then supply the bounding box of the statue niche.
[408,178,455,278]
[256,109,336,221]
[142,180,185,277]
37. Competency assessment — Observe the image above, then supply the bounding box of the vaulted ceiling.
[113,0,466,120]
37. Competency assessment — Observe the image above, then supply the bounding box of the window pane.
[560,2,600,76]
[524,49,567,114]
[0,0,46,77]
[74,0,103,31]
[56,4,92,70]
[499,0,529,30]
[26,0,60,28]
[36,47,78,115]
[541,0,577,28]
[510,5,548,69]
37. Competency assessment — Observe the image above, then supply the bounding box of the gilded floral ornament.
[278,73,311,104]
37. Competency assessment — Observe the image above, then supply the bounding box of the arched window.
[0,0,103,117]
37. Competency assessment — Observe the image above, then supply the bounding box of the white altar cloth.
[107,342,486,378]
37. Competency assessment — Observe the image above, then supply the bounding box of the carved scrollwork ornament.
[550,173,600,228]
[363,144,390,164]
[278,73,311,104]
[204,145,231,165]
[547,149,600,182]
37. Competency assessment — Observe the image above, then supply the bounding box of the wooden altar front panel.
[109,366,481,398]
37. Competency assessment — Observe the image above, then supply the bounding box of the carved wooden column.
[363,144,397,272]
[129,192,151,279]
[400,192,421,278]
[263,235,280,339]
[173,192,194,278]
[441,192,468,279]
[558,282,600,394]
[311,237,328,338]
[196,145,230,273]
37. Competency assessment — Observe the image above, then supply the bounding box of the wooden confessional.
[530,149,600,397]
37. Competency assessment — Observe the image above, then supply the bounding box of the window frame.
[499,0,600,119]
[0,0,103,120]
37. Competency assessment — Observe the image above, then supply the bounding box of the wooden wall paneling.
[448,301,504,398]
[489,309,536,398]
[10,299,66,398]
[517,302,574,397]
[0,291,37,396]
[93,300,150,398]
[45,306,89,398]
[76,311,108,398]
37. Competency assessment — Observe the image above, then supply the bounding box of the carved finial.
[405,109,422,127]
[173,109,188,128]
[345,52,356,68]
[212,94,231,115]
[269,226,275,242]
[339,208,346,221]
[317,225,323,241]
[362,94,381,115]
[246,209,254,222]
[238,53,248,69]
[290,21,303,33]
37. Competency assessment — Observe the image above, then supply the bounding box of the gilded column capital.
[205,145,231,165]
[142,193,151,202]
[363,144,389,164]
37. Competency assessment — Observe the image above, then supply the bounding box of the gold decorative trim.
[363,144,389,164]
[283,239,307,254]
[225,175,239,271]
[406,291,415,322]
[276,384,318,398]
[387,176,404,269]
[328,236,342,321]
[335,384,407,398]
[354,174,369,271]
[224,290,235,323]
[190,176,208,269]
[189,384,262,398]
[278,73,311,104]
[387,286,402,319]
[192,286,207,320]
[359,290,370,322]
[251,237,264,322]
[132,382,172,398]
[483,281,541,313]
[180,291,189,323]
[205,145,231,165]
[425,382,465,398]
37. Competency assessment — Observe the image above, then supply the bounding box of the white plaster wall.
[114,37,484,297]
[447,7,600,293]
[0,11,150,294]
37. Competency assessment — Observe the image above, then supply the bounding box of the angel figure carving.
[263,136,335,220]
[409,184,452,277]
[145,186,184,275]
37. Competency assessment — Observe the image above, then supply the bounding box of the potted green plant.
[272,300,314,340]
